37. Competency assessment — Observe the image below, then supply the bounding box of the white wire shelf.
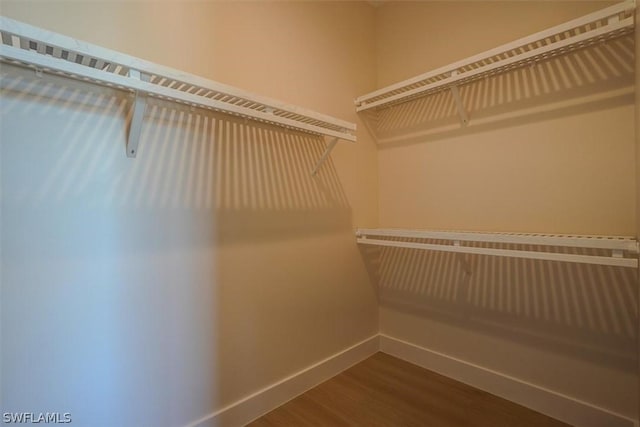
[355,0,636,113]
[0,16,356,168]
[356,228,639,268]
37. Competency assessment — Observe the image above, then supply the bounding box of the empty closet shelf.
[0,16,356,164]
[354,0,635,112]
[355,228,639,268]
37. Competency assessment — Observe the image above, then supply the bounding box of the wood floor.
[248,352,571,427]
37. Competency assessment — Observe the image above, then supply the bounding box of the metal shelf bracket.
[311,137,339,176]
[450,71,468,127]
[126,69,147,158]
[453,241,472,275]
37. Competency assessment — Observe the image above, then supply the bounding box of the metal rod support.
[312,137,339,176]
[126,69,147,158]
[450,71,468,126]
[453,241,472,274]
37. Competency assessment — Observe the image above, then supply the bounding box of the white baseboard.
[379,334,636,427]
[185,334,379,427]
[184,333,636,427]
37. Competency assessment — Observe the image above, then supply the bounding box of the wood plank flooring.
[248,352,571,427]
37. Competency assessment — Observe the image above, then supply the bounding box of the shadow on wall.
[360,241,638,371]
[1,63,352,248]
[1,65,354,426]
[362,34,634,147]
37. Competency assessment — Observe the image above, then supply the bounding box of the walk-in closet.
[1,1,638,426]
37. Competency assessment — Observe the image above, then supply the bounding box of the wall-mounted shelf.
[354,0,635,126]
[356,228,639,269]
[0,16,356,174]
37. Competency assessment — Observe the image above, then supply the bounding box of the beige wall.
[375,1,635,234]
[373,0,638,420]
[2,0,638,425]
[0,2,378,426]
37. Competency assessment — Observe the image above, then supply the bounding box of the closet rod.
[355,0,636,112]
[356,229,639,268]
[0,16,356,161]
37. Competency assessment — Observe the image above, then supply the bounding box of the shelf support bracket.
[449,71,468,127]
[454,241,472,275]
[126,69,148,158]
[311,137,339,176]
